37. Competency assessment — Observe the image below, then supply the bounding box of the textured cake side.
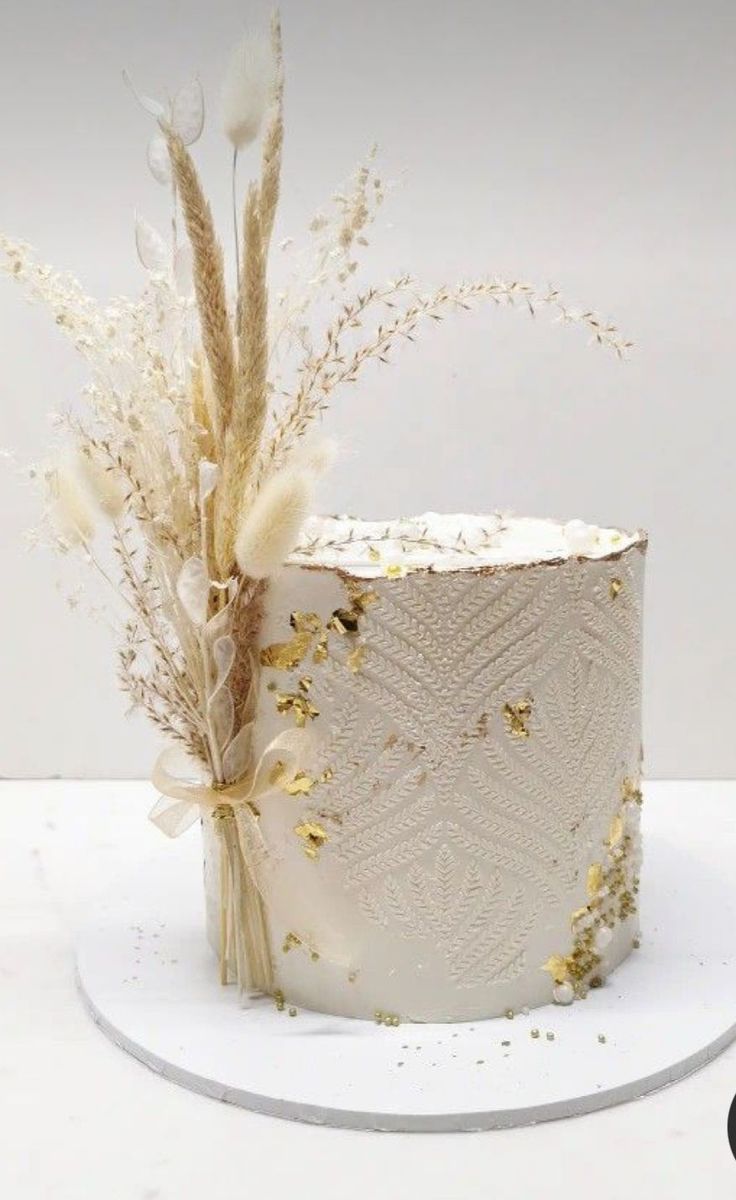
[203,539,646,1021]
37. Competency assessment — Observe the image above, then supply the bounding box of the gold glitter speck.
[327,607,360,634]
[282,932,302,953]
[368,546,381,562]
[275,691,320,727]
[609,577,623,599]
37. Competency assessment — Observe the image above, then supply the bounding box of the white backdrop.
[0,0,734,779]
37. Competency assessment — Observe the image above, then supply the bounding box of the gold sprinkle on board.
[503,699,533,740]
[609,577,623,599]
[294,820,329,859]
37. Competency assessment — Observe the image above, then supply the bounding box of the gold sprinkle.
[609,577,623,599]
[542,955,570,984]
[313,634,328,664]
[320,766,334,784]
[294,820,329,859]
[273,989,285,1012]
[503,699,533,740]
[346,643,366,673]
[531,1028,540,1039]
[622,777,643,806]
[288,1007,297,1017]
[505,1008,514,1020]
[297,675,312,693]
[368,546,381,562]
[282,932,302,953]
[586,862,604,899]
[384,564,404,578]
[260,630,312,670]
[283,769,319,796]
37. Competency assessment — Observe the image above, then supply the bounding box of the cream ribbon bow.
[148,729,309,995]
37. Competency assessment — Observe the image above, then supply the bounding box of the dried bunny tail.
[259,13,284,252]
[289,435,339,477]
[76,447,127,518]
[166,130,236,437]
[221,31,275,149]
[47,460,96,545]
[234,466,313,580]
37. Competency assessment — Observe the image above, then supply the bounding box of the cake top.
[292,513,642,576]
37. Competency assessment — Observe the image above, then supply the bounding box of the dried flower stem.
[166,130,236,441]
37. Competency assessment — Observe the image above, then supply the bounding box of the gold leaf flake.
[290,610,324,634]
[622,777,643,805]
[609,577,623,599]
[327,607,360,634]
[503,699,533,739]
[260,630,312,670]
[283,771,318,796]
[294,820,329,859]
[607,814,624,848]
[351,589,379,613]
[282,932,302,953]
[542,954,570,984]
[570,906,589,929]
[368,546,381,562]
[275,691,320,727]
[319,766,334,783]
[298,675,312,693]
[586,862,604,899]
[346,643,366,673]
[385,564,404,578]
[313,634,328,663]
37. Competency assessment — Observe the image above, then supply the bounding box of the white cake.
[203,514,646,1022]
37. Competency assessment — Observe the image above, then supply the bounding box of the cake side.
[203,519,646,1021]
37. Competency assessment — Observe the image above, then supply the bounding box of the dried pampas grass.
[234,467,313,580]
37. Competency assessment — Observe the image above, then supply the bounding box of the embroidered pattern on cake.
[275,552,643,994]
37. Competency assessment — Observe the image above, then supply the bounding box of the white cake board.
[76,787,736,1132]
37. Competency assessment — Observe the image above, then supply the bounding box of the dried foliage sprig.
[2,11,630,791]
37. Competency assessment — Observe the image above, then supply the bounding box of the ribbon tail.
[148,794,201,838]
[213,805,274,997]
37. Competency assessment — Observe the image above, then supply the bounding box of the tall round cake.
[203,514,646,1022]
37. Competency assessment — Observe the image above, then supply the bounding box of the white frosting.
[293,512,637,575]
[203,531,646,1022]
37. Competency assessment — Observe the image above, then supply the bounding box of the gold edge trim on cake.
[291,528,649,583]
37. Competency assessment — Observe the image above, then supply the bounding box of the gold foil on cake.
[260,630,312,670]
[294,819,329,859]
[327,607,360,635]
[542,955,570,984]
[503,699,533,739]
[275,690,320,726]
[609,577,623,599]
[586,862,604,899]
[347,643,366,673]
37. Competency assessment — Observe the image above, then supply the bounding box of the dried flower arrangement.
[1,14,630,995]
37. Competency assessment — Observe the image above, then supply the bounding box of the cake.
[3,19,641,1031]
[203,514,646,1021]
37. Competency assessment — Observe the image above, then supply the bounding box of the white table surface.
[2,779,735,1200]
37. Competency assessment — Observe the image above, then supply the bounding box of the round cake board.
[76,790,736,1132]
